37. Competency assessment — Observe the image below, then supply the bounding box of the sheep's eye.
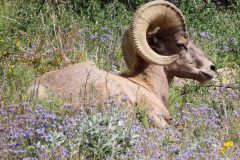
[176,43,187,51]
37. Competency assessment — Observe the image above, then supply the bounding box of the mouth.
[200,71,214,82]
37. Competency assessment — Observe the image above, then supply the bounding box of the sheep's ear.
[176,35,188,48]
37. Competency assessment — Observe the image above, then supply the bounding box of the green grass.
[0,0,239,159]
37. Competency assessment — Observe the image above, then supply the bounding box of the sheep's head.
[122,0,215,82]
[148,31,216,83]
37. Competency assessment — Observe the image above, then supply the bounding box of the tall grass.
[0,0,239,159]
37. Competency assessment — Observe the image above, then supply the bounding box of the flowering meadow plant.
[0,98,132,159]
[0,85,239,159]
[0,0,240,159]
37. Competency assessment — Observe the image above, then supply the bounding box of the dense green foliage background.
[0,0,239,159]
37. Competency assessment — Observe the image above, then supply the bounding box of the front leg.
[147,105,172,128]
[137,92,172,128]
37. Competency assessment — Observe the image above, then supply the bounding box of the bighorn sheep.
[28,0,216,127]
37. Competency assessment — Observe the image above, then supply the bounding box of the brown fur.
[29,62,172,127]
[29,32,216,128]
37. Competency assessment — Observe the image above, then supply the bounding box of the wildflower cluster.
[0,97,132,159]
[123,102,239,159]
[0,83,239,159]
[0,102,60,159]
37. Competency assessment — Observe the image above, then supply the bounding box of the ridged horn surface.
[125,0,187,66]
[122,30,138,70]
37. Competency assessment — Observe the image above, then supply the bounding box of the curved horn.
[124,0,187,66]
[122,30,137,70]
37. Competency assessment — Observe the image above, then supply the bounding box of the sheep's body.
[29,61,171,127]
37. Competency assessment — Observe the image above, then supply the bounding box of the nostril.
[210,65,216,71]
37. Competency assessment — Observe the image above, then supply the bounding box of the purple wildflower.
[7,142,20,147]
[61,147,69,158]
[100,37,108,42]
[101,26,108,30]
[101,26,111,33]
[233,111,240,117]
[24,48,35,56]
[9,149,26,153]
[90,34,98,39]
[102,33,110,38]
[8,107,16,113]
[25,107,33,111]
[0,126,4,131]
[45,49,54,55]
[199,104,209,111]
[36,128,45,134]
[228,90,237,98]
[38,135,51,140]
[58,124,63,129]
[43,112,57,119]
[22,101,30,106]
[175,103,180,108]
[211,91,220,96]
[122,95,129,101]
[106,156,114,160]
[199,31,211,38]
[22,157,38,160]
[151,151,161,158]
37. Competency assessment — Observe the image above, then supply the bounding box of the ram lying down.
[28,0,216,127]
